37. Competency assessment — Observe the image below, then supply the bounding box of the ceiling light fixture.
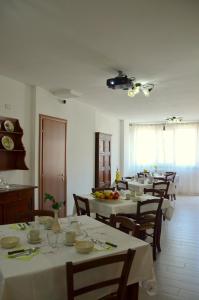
[128,82,154,98]
[106,71,154,97]
[166,116,183,123]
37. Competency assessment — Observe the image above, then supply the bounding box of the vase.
[52,210,61,233]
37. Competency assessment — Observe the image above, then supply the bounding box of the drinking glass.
[47,231,58,248]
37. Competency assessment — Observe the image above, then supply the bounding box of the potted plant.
[44,193,65,233]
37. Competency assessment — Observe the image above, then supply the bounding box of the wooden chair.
[110,215,141,238]
[122,176,134,180]
[165,172,176,182]
[135,198,163,260]
[66,249,136,300]
[153,176,167,182]
[137,172,145,178]
[73,194,90,216]
[117,197,163,260]
[137,172,149,178]
[152,181,170,199]
[96,213,110,225]
[144,188,164,198]
[116,180,128,190]
[92,187,115,193]
[165,172,176,200]
[15,209,54,222]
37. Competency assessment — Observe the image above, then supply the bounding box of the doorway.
[39,115,67,217]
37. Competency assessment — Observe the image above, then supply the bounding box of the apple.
[109,193,114,199]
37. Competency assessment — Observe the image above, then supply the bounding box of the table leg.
[126,282,139,300]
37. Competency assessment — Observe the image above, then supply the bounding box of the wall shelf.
[0,130,23,135]
[0,116,28,170]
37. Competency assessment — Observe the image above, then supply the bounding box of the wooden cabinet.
[95,132,111,188]
[0,185,36,224]
[0,116,28,170]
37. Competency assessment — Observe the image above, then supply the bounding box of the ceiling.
[0,0,199,122]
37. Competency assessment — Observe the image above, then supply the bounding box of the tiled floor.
[139,195,199,300]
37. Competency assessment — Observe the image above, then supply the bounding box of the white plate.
[1,236,20,249]
[4,120,14,132]
[1,136,14,151]
[64,241,74,246]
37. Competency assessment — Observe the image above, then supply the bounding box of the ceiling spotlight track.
[106,71,154,97]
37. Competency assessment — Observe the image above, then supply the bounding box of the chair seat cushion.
[140,222,154,230]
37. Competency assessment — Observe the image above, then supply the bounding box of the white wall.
[34,88,121,214]
[0,75,33,184]
[33,87,96,214]
[120,120,130,177]
[0,75,121,215]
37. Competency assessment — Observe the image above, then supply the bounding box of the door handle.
[59,174,65,181]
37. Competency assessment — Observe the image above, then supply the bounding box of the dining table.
[79,193,173,220]
[0,215,155,300]
[127,179,177,196]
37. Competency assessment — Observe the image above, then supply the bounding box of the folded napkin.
[9,224,28,231]
[6,249,40,261]
[94,244,113,251]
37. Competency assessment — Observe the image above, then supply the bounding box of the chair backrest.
[136,198,163,227]
[73,194,90,216]
[153,176,167,182]
[152,181,170,198]
[15,209,54,222]
[92,187,115,193]
[144,188,164,198]
[66,249,136,300]
[122,176,134,180]
[96,213,110,225]
[165,172,176,182]
[137,172,145,178]
[137,172,149,178]
[110,215,141,238]
[116,180,128,190]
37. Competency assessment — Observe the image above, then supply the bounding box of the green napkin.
[94,244,113,251]
[9,224,28,231]
[6,249,40,261]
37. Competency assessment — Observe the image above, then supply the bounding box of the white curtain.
[129,123,199,195]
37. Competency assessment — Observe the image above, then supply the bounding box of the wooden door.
[95,132,111,188]
[39,115,67,217]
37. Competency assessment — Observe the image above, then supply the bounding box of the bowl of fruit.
[93,191,120,201]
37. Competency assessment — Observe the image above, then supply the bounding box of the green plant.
[44,193,65,210]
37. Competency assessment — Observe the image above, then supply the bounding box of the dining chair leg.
[157,212,162,253]
[153,235,157,261]
[126,282,139,300]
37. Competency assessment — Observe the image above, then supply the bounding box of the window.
[130,123,199,168]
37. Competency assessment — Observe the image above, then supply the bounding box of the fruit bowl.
[93,191,120,201]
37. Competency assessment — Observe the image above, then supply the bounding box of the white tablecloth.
[128,180,177,195]
[0,216,154,300]
[81,194,173,220]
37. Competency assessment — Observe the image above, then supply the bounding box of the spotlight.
[128,90,135,97]
[142,88,150,97]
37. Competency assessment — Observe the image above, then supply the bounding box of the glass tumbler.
[47,231,59,248]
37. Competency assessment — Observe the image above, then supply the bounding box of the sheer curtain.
[129,123,199,195]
